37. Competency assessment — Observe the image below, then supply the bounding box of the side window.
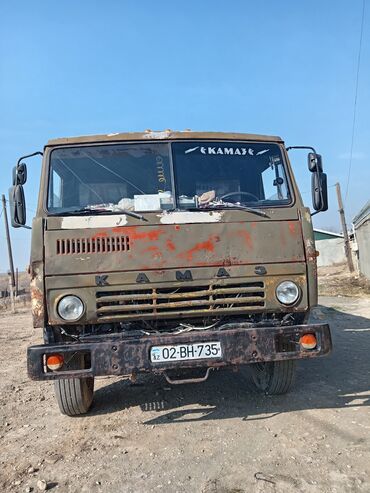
[50,170,63,208]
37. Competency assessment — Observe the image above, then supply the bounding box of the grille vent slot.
[56,236,130,255]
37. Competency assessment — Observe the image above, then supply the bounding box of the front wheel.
[54,377,94,416]
[54,353,94,416]
[248,360,296,395]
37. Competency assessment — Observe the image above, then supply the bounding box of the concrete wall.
[356,220,370,279]
[316,238,346,267]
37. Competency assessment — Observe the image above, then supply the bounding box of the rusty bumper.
[27,323,332,380]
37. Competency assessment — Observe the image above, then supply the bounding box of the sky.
[0,0,369,272]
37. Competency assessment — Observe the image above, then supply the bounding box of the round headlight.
[276,281,299,305]
[57,295,84,321]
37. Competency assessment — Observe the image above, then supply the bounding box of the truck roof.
[46,130,284,147]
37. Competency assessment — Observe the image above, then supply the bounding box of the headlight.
[276,281,299,305]
[57,295,84,321]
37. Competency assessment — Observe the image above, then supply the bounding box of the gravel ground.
[0,296,369,493]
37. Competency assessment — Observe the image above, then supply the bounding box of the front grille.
[56,236,130,255]
[96,281,265,320]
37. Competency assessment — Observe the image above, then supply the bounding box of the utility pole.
[335,183,354,272]
[1,194,16,287]
[8,272,15,313]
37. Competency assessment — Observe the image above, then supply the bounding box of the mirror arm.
[286,145,317,154]
[16,151,43,167]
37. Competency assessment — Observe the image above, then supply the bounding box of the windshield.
[47,141,291,213]
[173,142,290,209]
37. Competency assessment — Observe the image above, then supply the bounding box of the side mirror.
[8,185,26,227]
[312,172,328,212]
[308,153,323,172]
[12,163,28,185]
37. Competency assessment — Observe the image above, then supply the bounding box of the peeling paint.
[305,238,318,261]
[143,130,171,139]
[305,238,316,254]
[304,210,312,223]
[61,215,128,229]
[159,211,222,224]
[30,270,44,328]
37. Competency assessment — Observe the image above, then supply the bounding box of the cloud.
[337,151,367,160]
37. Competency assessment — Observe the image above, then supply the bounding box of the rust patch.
[143,246,160,252]
[29,260,45,328]
[30,282,44,328]
[142,245,164,260]
[288,222,298,236]
[166,239,176,252]
[305,238,317,261]
[187,259,244,267]
[236,230,253,249]
[92,231,108,239]
[112,226,165,241]
[221,257,244,267]
[177,236,217,261]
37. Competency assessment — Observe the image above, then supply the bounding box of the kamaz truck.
[9,130,332,415]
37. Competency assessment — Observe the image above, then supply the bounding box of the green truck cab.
[9,130,331,415]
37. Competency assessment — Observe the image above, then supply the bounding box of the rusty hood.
[44,210,305,276]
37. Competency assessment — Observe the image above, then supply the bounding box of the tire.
[248,360,296,395]
[54,354,94,416]
[54,377,94,416]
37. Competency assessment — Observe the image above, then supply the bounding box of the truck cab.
[10,130,332,415]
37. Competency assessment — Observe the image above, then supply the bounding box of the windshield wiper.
[201,201,270,218]
[50,207,148,222]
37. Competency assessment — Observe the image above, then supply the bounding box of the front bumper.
[27,323,332,380]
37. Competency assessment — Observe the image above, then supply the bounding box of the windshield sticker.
[269,155,281,168]
[156,155,167,193]
[184,146,270,156]
[185,146,199,154]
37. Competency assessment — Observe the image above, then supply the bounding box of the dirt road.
[1,296,370,493]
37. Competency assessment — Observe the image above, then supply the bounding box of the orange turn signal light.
[299,333,317,350]
[46,354,64,371]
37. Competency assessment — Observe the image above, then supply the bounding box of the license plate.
[150,341,222,363]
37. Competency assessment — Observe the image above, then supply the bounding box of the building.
[314,229,343,241]
[313,229,346,267]
[353,201,370,280]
